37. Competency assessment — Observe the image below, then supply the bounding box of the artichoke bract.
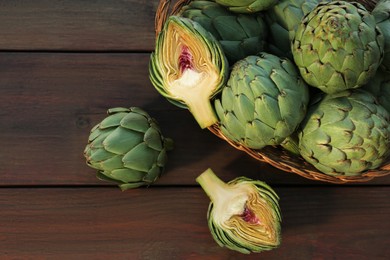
[84,107,174,190]
[196,168,281,254]
[299,90,390,176]
[212,0,278,13]
[264,0,327,60]
[179,0,268,64]
[292,1,385,94]
[215,53,310,149]
[372,0,390,72]
[149,16,228,129]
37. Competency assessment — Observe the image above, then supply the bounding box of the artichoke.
[84,107,174,190]
[292,1,385,94]
[299,89,390,176]
[212,0,278,13]
[179,0,268,64]
[361,68,390,113]
[372,0,390,72]
[264,0,328,60]
[149,16,228,129]
[215,53,310,149]
[196,168,281,254]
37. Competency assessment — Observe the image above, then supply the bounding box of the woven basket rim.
[154,0,390,184]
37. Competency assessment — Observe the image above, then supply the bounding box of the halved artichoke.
[196,168,281,254]
[149,16,228,129]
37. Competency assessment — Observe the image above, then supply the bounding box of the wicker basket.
[154,0,390,184]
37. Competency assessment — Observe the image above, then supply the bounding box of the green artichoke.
[196,168,281,254]
[361,68,390,112]
[84,107,174,190]
[215,53,309,149]
[292,1,385,94]
[372,0,390,72]
[264,0,328,60]
[149,16,228,129]
[212,0,278,13]
[299,89,390,176]
[179,0,268,64]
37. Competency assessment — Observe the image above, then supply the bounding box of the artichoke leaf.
[110,168,145,183]
[122,143,157,172]
[103,127,143,154]
[214,0,278,13]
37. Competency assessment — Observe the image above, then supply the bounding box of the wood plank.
[0,0,159,51]
[0,0,373,52]
[1,52,389,186]
[0,52,296,186]
[0,187,389,258]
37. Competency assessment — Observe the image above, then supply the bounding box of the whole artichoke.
[215,53,309,149]
[264,0,328,60]
[84,107,174,190]
[211,0,278,13]
[149,16,228,129]
[372,0,390,72]
[196,168,281,254]
[179,0,268,64]
[292,1,385,94]
[361,68,390,112]
[299,89,390,176]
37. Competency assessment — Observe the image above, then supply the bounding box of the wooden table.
[1,1,389,259]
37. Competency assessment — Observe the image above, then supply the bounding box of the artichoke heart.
[196,168,281,254]
[149,16,228,129]
[84,107,174,190]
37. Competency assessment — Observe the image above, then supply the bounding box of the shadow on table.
[277,186,339,230]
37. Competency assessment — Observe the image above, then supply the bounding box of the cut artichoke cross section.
[150,16,228,129]
[196,168,281,254]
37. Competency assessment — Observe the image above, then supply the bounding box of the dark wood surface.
[0,1,389,259]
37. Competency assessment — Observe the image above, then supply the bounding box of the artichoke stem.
[196,168,230,203]
[186,98,218,129]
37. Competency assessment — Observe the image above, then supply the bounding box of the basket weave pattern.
[155,0,390,184]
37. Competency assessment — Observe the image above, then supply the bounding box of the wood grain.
[1,52,389,186]
[0,1,388,259]
[0,0,159,51]
[0,53,390,185]
[0,52,303,186]
[0,187,389,259]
